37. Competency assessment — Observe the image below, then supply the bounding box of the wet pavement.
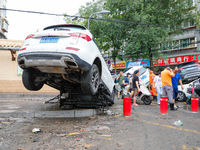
[0,96,200,150]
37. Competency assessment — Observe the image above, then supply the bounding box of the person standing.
[172,66,184,109]
[131,70,140,106]
[116,71,125,100]
[153,72,162,105]
[149,70,157,100]
[123,73,131,95]
[161,65,176,110]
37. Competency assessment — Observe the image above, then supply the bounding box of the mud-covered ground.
[0,97,200,150]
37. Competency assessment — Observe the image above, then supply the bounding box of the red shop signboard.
[153,55,192,66]
[192,55,200,63]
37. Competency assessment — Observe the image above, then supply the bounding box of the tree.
[105,0,199,69]
[63,0,126,74]
[64,0,104,25]
[93,20,126,74]
[64,0,199,71]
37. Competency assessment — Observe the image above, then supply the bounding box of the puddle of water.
[6,105,21,110]
[183,105,191,111]
[0,110,16,113]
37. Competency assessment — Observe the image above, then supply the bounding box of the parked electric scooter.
[137,79,152,105]
[123,79,152,105]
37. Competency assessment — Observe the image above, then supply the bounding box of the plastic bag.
[173,120,183,126]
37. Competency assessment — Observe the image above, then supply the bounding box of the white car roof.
[124,66,143,75]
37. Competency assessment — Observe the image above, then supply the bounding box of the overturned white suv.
[17,24,115,109]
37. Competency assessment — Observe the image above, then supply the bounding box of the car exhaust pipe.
[18,57,25,68]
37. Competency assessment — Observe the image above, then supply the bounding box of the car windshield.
[123,67,131,73]
[177,61,196,68]
[139,67,147,76]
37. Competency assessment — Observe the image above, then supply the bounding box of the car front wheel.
[81,64,100,95]
[22,68,44,91]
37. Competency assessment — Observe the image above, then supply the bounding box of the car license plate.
[40,38,59,43]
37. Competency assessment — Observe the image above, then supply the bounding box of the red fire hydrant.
[191,94,199,113]
[160,95,168,114]
[123,95,131,116]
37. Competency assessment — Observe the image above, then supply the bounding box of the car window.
[92,38,101,52]
[177,61,196,68]
[139,67,147,76]
[44,25,85,31]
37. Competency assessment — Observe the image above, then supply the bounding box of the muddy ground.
[0,97,200,150]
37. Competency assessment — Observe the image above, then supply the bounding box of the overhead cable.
[0,8,185,30]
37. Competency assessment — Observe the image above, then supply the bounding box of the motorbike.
[137,79,152,105]
[122,79,152,105]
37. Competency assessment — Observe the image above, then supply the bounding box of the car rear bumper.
[17,52,91,71]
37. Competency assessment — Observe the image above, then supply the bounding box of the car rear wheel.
[142,96,152,105]
[22,68,44,91]
[176,91,186,102]
[81,64,100,95]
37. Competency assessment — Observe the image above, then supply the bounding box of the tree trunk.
[148,47,153,70]
[114,56,117,75]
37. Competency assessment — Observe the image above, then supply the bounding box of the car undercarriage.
[23,68,114,109]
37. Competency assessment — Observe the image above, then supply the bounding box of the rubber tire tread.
[81,64,100,95]
[176,91,186,102]
[22,68,44,91]
[142,96,152,105]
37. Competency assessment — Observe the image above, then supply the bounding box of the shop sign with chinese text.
[153,55,192,66]
[126,60,150,68]
[112,62,126,69]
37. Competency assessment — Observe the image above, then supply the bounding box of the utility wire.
[0,8,186,30]
[2,8,197,55]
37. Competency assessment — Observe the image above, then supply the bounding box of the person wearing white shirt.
[153,72,162,105]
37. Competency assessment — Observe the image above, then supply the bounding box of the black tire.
[142,96,152,105]
[176,91,186,102]
[22,68,44,91]
[81,64,100,95]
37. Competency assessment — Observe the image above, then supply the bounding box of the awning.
[0,39,24,61]
[0,39,24,51]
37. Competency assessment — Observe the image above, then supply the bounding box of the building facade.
[112,0,200,70]
[149,0,200,68]
[0,40,59,93]
[0,0,8,39]
[0,0,58,93]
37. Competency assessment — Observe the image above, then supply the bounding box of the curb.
[0,109,103,118]
[0,93,58,98]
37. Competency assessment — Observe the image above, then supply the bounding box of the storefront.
[153,54,200,67]
[111,62,126,69]
[111,60,150,71]
[111,54,200,72]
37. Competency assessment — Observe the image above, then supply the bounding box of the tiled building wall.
[0,51,58,93]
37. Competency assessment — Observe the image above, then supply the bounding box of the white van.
[115,66,150,90]
[123,66,150,87]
